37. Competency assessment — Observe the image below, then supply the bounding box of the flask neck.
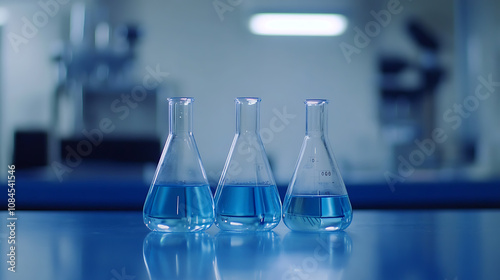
[236,97,260,134]
[305,99,328,137]
[168,97,194,134]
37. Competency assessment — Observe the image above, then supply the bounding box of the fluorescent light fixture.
[249,13,347,36]
[0,7,9,26]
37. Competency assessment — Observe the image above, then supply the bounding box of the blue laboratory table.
[1,210,499,280]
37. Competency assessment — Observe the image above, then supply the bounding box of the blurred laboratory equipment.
[13,130,48,169]
[379,19,445,171]
[41,2,163,170]
[143,98,214,232]
[214,97,281,231]
[283,99,352,232]
[143,232,217,280]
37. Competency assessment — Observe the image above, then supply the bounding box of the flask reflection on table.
[281,231,352,279]
[215,231,280,279]
[143,232,217,280]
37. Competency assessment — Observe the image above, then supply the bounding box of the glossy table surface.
[1,210,499,280]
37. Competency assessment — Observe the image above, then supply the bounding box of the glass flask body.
[214,97,281,231]
[283,99,352,232]
[143,97,214,232]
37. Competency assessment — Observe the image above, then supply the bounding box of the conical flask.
[283,99,352,231]
[214,97,281,231]
[143,97,214,232]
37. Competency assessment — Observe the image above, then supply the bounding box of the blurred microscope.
[14,2,164,173]
[378,19,446,172]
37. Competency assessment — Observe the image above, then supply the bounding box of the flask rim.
[305,99,328,105]
[235,97,261,105]
[168,97,194,104]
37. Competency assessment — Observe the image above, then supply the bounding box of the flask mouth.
[305,99,328,136]
[305,99,328,106]
[235,97,261,105]
[235,97,260,133]
[168,97,194,133]
[168,97,194,104]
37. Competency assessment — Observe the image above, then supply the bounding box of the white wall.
[0,25,3,171]
[0,1,69,171]
[469,0,500,177]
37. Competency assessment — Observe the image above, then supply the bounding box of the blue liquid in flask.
[144,184,214,232]
[283,194,352,231]
[215,185,281,231]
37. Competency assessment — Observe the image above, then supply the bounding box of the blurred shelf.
[2,164,500,210]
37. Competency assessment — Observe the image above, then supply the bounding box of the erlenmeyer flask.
[283,99,352,231]
[143,97,214,232]
[214,97,281,231]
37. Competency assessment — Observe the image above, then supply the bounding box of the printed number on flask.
[319,170,335,185]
